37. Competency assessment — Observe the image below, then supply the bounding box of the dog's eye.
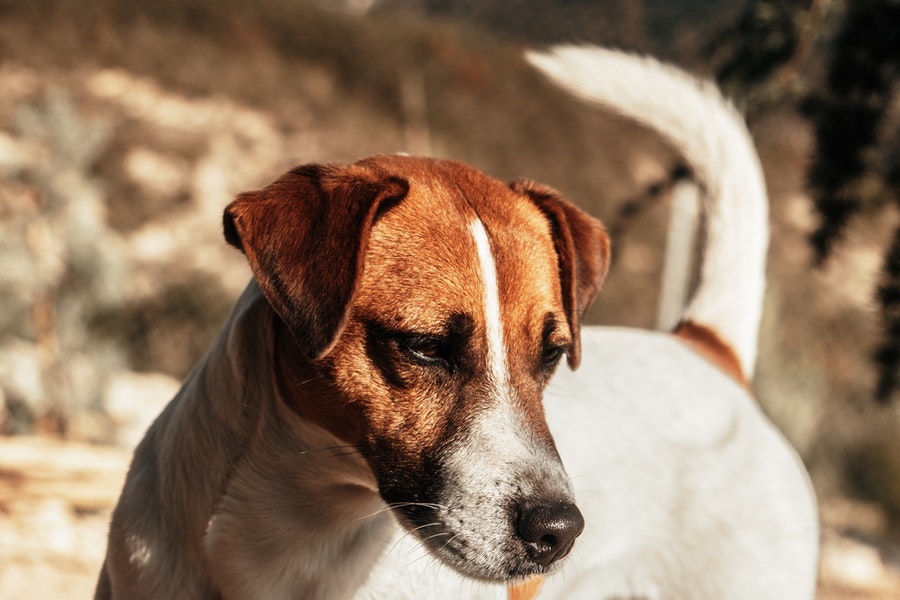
[541,345,566,369]
[399,336,451,370]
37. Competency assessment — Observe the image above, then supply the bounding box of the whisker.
[385,501,449,511]
[421,530,452,545]
[353,501,447,522]
[438,532,460,552]
[410,522,443,534]
[401,537,444,567]
[352,505,396,522]
[385,528,434,565]
[404,548,438,569]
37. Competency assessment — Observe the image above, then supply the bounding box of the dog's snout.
[516,502,584,566]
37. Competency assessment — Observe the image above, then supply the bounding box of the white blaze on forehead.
[422,220,573,577]
[469,219,510,391]
[425,219,573,577]
[465,217,566,479]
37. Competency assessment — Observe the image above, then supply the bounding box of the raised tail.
[526,46,769,380]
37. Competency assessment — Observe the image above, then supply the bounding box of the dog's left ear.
[511,180,610,369]
[223,164,409,359]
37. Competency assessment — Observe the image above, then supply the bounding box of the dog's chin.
[421,532,557,583]
[391,508,554,583]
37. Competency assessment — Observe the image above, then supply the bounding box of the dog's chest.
[203,415,395,600]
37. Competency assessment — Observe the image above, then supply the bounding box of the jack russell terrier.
[95,124,608,597]
[356,48,820,599]
[95,47,819,600]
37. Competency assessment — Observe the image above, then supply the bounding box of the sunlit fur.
[96,155,608,599]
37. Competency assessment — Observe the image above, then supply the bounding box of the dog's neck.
[271,320,368,449]
[192,282,396,600]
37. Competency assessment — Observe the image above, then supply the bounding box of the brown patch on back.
[674,320,747,385]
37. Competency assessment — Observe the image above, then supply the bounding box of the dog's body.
[97,46,819,600]
[356,47,820,599]
[97,154,610,599]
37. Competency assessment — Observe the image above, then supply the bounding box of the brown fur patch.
[509,180,611,369]
[674,320,747,385]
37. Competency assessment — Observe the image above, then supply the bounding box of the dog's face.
[223,155,609,581]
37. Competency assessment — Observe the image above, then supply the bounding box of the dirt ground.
[0,436,898,599]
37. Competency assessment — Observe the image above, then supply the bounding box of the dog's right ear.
[511,180,610,370]
[223,164,409,360]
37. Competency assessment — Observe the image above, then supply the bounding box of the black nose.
[516,502,584,566]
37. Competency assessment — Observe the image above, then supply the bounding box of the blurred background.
[1,0,899,597]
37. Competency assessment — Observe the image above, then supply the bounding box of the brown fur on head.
[223,155,609,581]
[224,158,608,367]
[510,179,610,368]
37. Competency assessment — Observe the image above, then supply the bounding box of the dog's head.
[223,155,609,581]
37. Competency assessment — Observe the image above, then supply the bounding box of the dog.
[355,48,820,599]
[95,151,611,597]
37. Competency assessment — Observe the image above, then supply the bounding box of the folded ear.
[510,180,610,369]
[224,163,409,359]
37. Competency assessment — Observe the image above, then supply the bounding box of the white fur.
[470,219,508,390]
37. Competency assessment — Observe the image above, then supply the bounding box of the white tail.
[526,46,768,378]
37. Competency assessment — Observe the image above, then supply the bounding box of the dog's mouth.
[384,483,584,582]
[363,378,584,581]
